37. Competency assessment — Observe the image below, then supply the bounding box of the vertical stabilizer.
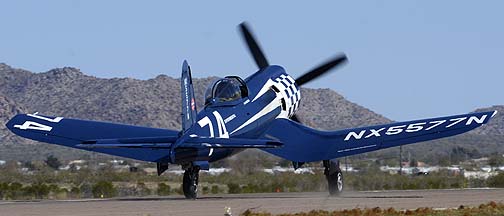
[181,60,198,132]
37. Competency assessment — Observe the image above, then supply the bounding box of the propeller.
[238,22,348,168]
[238,22,348,123]
[295,54,348,86]
[239,22,269,69]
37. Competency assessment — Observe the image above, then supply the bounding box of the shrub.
[202,186,210,194]
[136,182,151,196]
[70,186,81,198]
[211,185,220,194]
[23,183,50,199]
[79,183,93,198]
[0,182,8,199]
[92,181,116,198]
[227,183,241,194]
[45,155,62,170]
[157,183,171,196]
[488,172,504,188]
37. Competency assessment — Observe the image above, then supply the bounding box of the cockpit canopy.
[205,76,248,106]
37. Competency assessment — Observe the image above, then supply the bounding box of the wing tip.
[492,110,498,118]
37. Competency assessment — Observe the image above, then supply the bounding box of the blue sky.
[1,1,502,121]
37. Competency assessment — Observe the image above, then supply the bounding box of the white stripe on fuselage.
[238,74,301,135]
[230,98,281,134]
[252,79,277,102]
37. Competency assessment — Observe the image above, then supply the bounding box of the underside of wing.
[261,111,497,162]
[6,113,178,162]
[6,113,282,162]
[78,136,282,149]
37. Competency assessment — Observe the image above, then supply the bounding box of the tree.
[45,155,62,170]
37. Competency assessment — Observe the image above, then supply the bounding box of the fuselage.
[173,65,300,163]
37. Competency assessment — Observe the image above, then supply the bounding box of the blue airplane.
[6,23,498,199]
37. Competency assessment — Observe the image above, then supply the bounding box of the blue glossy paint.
[4,62,498,168]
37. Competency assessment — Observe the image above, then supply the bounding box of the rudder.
[181,60,198,132]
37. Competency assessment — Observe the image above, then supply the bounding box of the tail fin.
[181,60,198,132]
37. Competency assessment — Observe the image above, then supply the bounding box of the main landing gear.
[183,166,200,199]
[323,160,343,196]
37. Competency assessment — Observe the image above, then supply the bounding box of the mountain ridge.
[0,63,502,161]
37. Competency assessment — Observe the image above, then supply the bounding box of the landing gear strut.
[183,166,200,199]
[323,160,343,196]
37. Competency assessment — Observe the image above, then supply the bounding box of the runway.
[1,189,503,216]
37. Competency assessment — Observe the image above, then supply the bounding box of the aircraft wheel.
[327,170,343,196]
[324,160,343,196]
[183,166,199,199]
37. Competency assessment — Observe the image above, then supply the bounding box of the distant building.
[69,160,86,165]
[109,159,124,164]
[112,164,130,172]
[263,166,315,174]
[464,171,497,179]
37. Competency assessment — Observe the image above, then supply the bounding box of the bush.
[202,186,210,194]
[488,172,504,188]
[227,183,241,194]
[79,183,93,198]
[70,186,81,198]
[6,182,23,199]
[0,182,8,199]
[45,155,62,170]
[157,183,171,196]
[23,183,50,199]
[92,181,116,198]
[136,182,151,196]
[211,185,220,194]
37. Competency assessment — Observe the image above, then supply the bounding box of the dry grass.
[241,201,504,216]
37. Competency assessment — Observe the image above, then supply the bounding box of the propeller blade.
[295,54,348,86]
[239,22,269,69]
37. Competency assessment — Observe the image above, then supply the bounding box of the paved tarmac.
[1,189,503,216]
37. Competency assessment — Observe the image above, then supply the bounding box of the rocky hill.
[471,105,504,135]
[0,63,393,160]
[0,63,502,162]
[0,94,25,144]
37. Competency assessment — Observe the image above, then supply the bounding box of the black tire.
[183,168,199,199]
[327,171,343,196]
[324,160,343,196]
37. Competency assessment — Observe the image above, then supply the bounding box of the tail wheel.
[183,166,199,199]
[324,160,343,196]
